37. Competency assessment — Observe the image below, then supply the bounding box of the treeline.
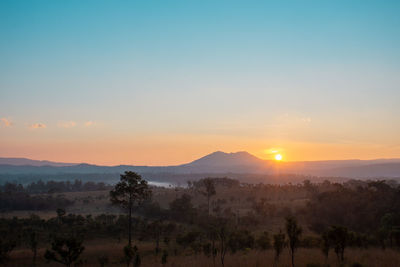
[0,189,73,212]
[0,179,112,194]
[304,180,400,247]
[0,180,112,212]
[0,173,120,186]
[1,174,400,266]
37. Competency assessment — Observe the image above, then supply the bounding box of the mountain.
[0,152,400,182]
[314,162,400,178]
[181,151,272,173]
[0,157,77,167]
[187,151,266,167]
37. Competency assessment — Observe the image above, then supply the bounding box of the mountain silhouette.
[1,152,400,178]
[0,157,77,167]
[187,151,266,167]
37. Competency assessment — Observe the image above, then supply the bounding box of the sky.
[1,0,400,165]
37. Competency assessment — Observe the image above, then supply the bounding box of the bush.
[228,229,254,253]
[256,231,271,250]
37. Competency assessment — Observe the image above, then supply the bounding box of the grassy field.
[8,239,400,267]
[0,184,309,220]
[2,183,399,266]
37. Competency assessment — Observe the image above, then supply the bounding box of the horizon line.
[1,151,400,167]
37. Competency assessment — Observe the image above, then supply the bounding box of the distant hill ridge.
[1,152,400,178]
[0,157,77,167]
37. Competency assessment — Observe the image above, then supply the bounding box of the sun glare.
[275,154,283,161]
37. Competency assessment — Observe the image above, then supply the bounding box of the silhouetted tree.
[256,231,271,250]
[161,250,168,265]
[199,178,216,216]
[273,230,285,267]
[321,231,330,263]
[110,171,152,246]
[169,193,196,223]
[98,255,109,267]
[148,220,164,255]
[328,226,349,264]
[123,245,138,267]
[0,236,15,264]
[176,230,201,250]
[380,213,396,248]
[44,235,85,267]
[134,253,141,267]
[56,208,66,217]
[218,220,229,267]
[228,229,254,253]
[204,221,219,267]
[286,216,302,267]
[24,228,38,266]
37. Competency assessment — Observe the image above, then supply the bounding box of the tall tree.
[285,216,302,267]
[110,171,152,246]
[218,219,229,267]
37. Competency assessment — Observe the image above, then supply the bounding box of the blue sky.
[0,0,399,164]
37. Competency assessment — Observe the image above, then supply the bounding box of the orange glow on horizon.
[1,134,399,165]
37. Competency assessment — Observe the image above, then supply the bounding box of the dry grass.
[3,187,399,266]
[7,240,400,267]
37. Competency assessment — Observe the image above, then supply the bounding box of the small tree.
[273,230,285,267]
[228,229,254,253]
[321,231,330,263]
[205,221,219,267]
[169,193,196,223]
[24,228,38,266]
[44,235,85,267]
[199,178,216,216]
[148,220,164,255]
[110,171,152,246]
[380,213,396,247]
[218,221,229,267]
[286,216,302,267]
[328,226,349,264]
[161,250,168,265]
[256,231,271,250]
[123,245,138,267]
[56,208,66,217]
[56,208,66,225]
[0,237,15,264]
[98,255,109,267]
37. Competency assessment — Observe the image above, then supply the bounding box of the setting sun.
[275,154,283,161]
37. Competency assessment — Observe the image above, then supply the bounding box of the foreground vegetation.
[1,173,399,266]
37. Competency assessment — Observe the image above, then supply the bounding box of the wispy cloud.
[277,113,312,126]
[0,118,12,127]
[29,123,47,129]
[301,117,312,123]
[84,121,96,127]
[264,148,283,155]
[58,121,76,128]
